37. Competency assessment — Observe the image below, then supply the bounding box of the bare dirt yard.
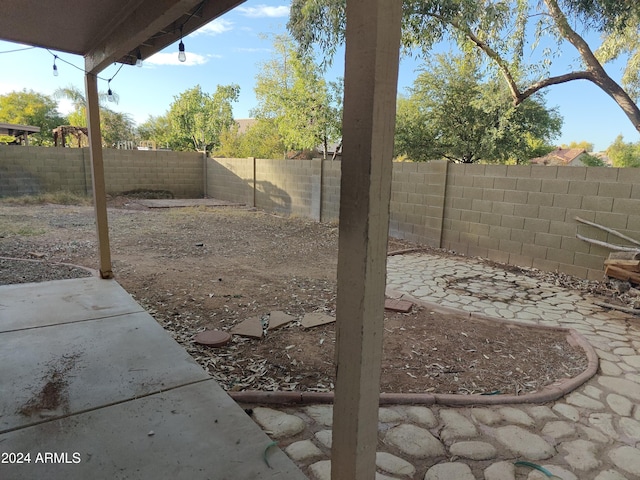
[0,197,594,396]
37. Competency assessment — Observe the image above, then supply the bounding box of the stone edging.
[0,256,99,278]
[229,295,599,407]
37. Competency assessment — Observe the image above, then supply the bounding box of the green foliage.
[607,135,640,167]
[579,153,606,166]
[0,89,67,145]
[394,54,562,163]
[137,115,173,149]
[54,86,90,127]
[561,0,640,31]
[560,140,595,152]
[101,110,136,147]
[53,85,134,147]
[216,119,286,159]
[167,84,239,153]
[252,35,342,157]
[288,0,640,134]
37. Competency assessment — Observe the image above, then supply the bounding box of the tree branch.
[576,233,640,252]
[518,71,594,103]
[575,216,640,247]
[431,3,640,133]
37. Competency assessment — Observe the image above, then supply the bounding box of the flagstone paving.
[248,252,640,479]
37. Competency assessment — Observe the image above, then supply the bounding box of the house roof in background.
[530,148,587,166]
[234,118,257,135]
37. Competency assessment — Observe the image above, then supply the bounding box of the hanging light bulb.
[136,49,143,67]
[53,55,59,76]
[178,26,186,62]
[107,80,115,102]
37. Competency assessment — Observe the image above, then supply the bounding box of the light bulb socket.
[178,41,186,62]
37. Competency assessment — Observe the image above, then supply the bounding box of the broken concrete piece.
[385,298,413,313]
[301,313,335,329]
[230,316,263,338]
[269,311,295,330]
[230,311,296,338]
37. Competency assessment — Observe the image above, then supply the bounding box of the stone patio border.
[0,256,99,278]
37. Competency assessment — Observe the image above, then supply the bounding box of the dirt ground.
[0,198,591,395]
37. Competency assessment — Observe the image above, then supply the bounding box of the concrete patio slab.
[0,278,306,479]
[0,380,305,480]
[0,278,144,332]
[1,312,208,433]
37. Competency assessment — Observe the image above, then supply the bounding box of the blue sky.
[0,0,639,152]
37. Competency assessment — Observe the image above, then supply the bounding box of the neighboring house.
[234,118,257,134]
[530,147,590,166]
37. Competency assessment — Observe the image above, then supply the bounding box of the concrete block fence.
[0,146,204,198]
[208,157,640,280]
[441,163,640,280]
[2,145,640,280]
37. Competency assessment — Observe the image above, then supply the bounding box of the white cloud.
[145,52,211,66]
[195,18,233,36]
[237,4,290,18]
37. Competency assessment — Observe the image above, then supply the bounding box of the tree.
[167,84,239,153]
[101,109,136,147]
[563,0,640,31]
[394,54,562,163]
[216,119,286,159]
[252,35,342,158]
[579,153,606,166]
[54,85,133,147]
[288,0,640,137]
[607,135,640,167]
[0,89,67,145]
[560,140,595,152]
[138,115,172,149]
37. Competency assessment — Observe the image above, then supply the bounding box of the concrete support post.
[331,0,402,478]
[85,73,113,279]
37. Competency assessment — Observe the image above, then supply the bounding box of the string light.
[107,80,115,102]
[136,49,143,67]
[52,55,59,76]
[178,26,186,63]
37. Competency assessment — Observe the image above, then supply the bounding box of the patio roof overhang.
[0,0,244,74]
[1,1,404,478]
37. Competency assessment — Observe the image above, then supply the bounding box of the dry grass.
[0,191,92,206]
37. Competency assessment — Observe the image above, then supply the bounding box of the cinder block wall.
[321,160,341,222]
[103,149,204,198]
[206,157,255,206]
[208,158,325,220]
[0,146,204,198]
[4,147,639,281]
[442,164,640,280]
[255,159,322,219]
[390,161,448,247]
[0,146,88,196]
